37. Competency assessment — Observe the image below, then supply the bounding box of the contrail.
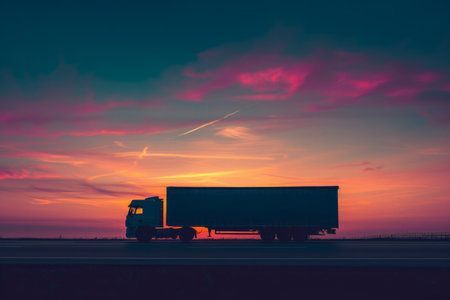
[222,110,240,119]
[179,110,239,136]
[179,120,220,136]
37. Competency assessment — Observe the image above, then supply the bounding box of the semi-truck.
[125,186,339,242]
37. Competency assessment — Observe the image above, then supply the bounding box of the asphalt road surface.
[1,239,449,266]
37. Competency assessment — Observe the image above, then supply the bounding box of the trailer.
[125,186,339,242]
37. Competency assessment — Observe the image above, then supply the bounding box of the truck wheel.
[136,226,154,242]
[259,229,275,242]
[292,230,308,242]
[276,229,291,242]
[179,227,195,242]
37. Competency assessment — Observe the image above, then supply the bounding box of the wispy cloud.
[417,148,450,156]
[0,168,60,180]
[333,161,371,168]
[31,198,54,205]
[5,177,149,202]
[215,126,258,140]
[137,146,148,160]
[0,146,87,165]
[114,151,272,161]
[114,141,127,148]
[155,170,243,179]
[0,123,166,138]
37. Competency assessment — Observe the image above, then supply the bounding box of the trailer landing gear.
[292,230,308,242]
[259,229,275,242]
[276,229,292,242]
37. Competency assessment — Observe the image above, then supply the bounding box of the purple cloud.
[174,46,450,123]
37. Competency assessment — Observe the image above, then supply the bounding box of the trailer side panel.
[166,186,338,228]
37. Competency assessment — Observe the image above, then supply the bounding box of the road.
[1,239,449,266]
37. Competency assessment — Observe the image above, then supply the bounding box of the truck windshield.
[128,207,143,215]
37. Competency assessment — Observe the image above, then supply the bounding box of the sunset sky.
[1,0,449,238]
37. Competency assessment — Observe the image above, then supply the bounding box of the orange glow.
[114,151,273,161]
[156,169,264,179]
[1,127,449,238]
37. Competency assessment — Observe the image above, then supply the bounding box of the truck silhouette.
[125,186,339,242]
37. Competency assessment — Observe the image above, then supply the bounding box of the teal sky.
[0,0,449,238]
[2,1,449,80]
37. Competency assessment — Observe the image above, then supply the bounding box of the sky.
[0,0,449,238]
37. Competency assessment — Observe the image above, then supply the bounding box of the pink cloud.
[0,169,31,179]
[74,100,142,114]
[0,167,60,180]
[0,83,167,138]
[0,63,165,138]
[70,128,151,137]
[234,93,291,101]
[419,110,450,125]
[415,72,439,83]
[362,166,383,172]
[176,49,373,102]
[387,88,421,98]
[233,67,310,100]
[441,84,450,91]
[333,161,371,168]
[0,147,90,166]
[175,53,312,101]
[175,70,236,101]
[0,99,158,126]
[0,125,164,138]
[238,67,307,92]
[175,46,449,123]
[321,72,390,99]
[0,112,14,123]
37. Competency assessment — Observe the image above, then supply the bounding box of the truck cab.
[125,197,163,239]
[125,196,196,242]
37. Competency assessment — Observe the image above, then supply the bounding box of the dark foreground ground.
[2,264,449,300]
[1,240,449,299]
